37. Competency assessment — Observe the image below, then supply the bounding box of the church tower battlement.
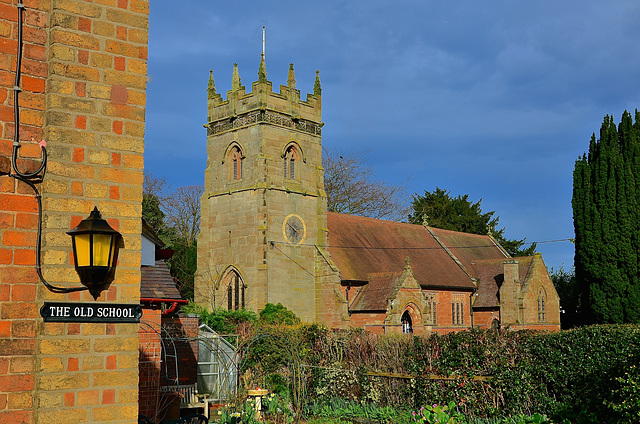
[206,59,323,138]
[197,57,333,323]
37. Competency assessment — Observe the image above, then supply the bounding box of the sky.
[144,0,640,272]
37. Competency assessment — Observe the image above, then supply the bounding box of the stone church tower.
[196,56,342,323]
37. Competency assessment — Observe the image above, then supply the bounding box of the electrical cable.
[7,1,87,294]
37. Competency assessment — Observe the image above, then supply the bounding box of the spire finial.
[232,63,241,91]
[287,63,296,89]
[314,69,322,96]
[262,26,265,59]
[207,69,216,99]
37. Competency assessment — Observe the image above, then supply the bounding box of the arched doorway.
[401,310,413,334]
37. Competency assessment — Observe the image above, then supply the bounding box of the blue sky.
[144,1,640,272]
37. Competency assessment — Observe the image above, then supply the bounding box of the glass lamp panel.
[74,234,92,267]
[92,233,113,267]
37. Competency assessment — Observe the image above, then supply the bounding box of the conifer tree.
[572,110,640,324]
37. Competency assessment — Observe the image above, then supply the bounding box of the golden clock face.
[283,214,305,244]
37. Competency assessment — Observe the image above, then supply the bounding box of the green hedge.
[241,325,640,423]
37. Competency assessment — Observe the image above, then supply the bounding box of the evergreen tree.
[572,110,640,324]
[409,187,536,257]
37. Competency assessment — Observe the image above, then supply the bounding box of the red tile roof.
[326,212,475,290]
[350,271,403,311]
[470,256,534,308]
[140,260,183,300]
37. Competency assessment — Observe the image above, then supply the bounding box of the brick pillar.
[1,0,149,422]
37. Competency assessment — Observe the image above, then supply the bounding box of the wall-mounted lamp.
[67,207,123,299]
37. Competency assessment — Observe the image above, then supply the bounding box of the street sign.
[40,302,142,323]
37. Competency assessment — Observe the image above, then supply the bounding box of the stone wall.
[0,0,149,422]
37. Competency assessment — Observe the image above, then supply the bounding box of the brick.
[0,321,10,337]
[36,391,62,408]
[122,153,143,169]
[7,391,33,409]
[2,230,37,247]
[10,356,35,373]
[114,55,125,71]
[109,185,119,199]
[14,249,36,265]
[24,43,46,62]
[16,212,38,229]
[76,389,100,406]
[93,20,114,37]
[0,374,34,392]
[0,410,32,423]
[11,285,36,302]
[39,357,63,373]
[72,146,84,162]
[56,0,101,17]
[0,302,37,319]
[75,81,86,97]
[103,69,147,90]
[77,16,91,32]
[94,336,137,352]
[37,373,90,391]
[111,85,128,105]
[0,193,37,212]
[63,391,74,407]
[39,338,90,355]
[50,62,100,82]
[87,150,110,164]
[106,8,148,29]
[102,388,115,404]
[22,75,45,93]
[71,181,83,196]
[67,357,79,372]
[112,120,123,134]
[0,248,11,264]
[35,408,87,424]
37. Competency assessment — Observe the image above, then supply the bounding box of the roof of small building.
[350,271,403,311]
[470,256,534,308]
[326,212,475,290]
[140,260,183,300]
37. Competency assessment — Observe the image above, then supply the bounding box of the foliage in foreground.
[235,324,640,423]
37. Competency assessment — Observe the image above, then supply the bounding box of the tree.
[408,187,536,257]
[323,148,408,221]
[550,266,581,329]
[572,110,640,324]
[142,173,204,301]
[142,173,172,242]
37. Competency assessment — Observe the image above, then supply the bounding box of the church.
[195,56,560,334]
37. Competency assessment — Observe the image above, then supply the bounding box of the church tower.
[196,56,328,322]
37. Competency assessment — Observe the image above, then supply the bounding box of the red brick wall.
[1,0,149,422]
[0,0,48,421]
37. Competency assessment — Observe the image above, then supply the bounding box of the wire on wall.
[6,1,88,294]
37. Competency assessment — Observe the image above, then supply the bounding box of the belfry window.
[537,289,546,322]
[226,271,245,310]
[283,146,298,179]
[230,146,243,180]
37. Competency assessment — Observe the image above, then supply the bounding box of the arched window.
[225,270,245,310]
[229,146,243,180]
[537,289,546,322]
[283,145,298,179]
[401,310,413,334]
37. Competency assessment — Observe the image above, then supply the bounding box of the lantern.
[67,207,123,299]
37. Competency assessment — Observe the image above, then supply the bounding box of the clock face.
[283,214,305,244]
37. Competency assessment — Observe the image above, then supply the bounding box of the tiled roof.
[427,227,508,271]
[326,212,475,290]
[471,256,534,308]
[350,271,403,311]
[140,260,183,300]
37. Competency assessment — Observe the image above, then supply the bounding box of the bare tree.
[323,148,409,221]
[163,185,203,247]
